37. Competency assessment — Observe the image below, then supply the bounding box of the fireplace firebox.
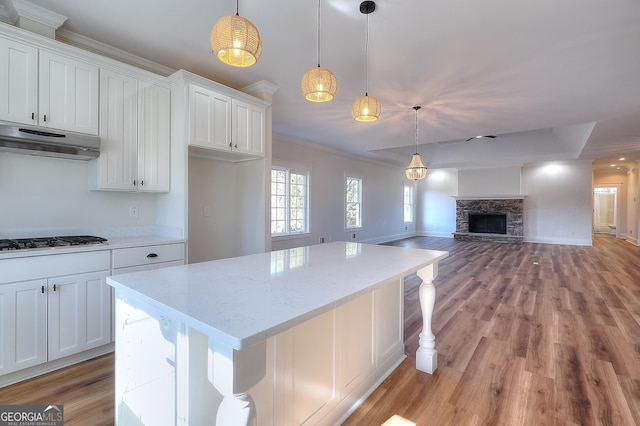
[468,213,507,234]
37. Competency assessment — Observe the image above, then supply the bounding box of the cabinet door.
[39,50,99,135]
[0,38,38,125]
[0,280,47,375]
[48,271,111,361]
[95,69,139,190]
[188,84,231,151]
[232,99,265,156]
[138,82,170,192]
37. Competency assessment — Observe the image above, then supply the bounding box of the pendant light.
[405,106,428,180]
[210,0,262,68]
[301,0,338,102]
[352,1,381,122]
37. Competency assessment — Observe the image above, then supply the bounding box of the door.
[188,84,231,150]
[232,99,265,156]
[137,82,170,192]
[48,271,111,361]
[0,37,38,125]
[39,50,99,135]
[96,69,139,190]
[593,187,618,235]
[0,280,48,375]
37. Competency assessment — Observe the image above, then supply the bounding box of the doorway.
[593,187,618,235]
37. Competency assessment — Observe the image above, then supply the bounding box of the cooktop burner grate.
[0,235,108,251]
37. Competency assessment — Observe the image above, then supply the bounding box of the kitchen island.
[107,241,448,425]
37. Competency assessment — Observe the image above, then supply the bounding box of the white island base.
[108,242,448,425]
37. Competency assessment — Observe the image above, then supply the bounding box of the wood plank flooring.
[1,234,639,425]
[343,234,640,426]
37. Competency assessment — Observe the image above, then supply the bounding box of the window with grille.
[346,176,362,229]
[271,167,309,236]
[404,184,414,223]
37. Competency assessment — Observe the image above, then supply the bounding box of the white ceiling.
[3,0,640,171]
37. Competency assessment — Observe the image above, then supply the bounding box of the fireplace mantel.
[453,195,526,200]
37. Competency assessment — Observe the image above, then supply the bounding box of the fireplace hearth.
[453,197,524,243]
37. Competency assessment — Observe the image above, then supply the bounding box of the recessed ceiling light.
[611,164,616,167]
[465,135,497,141]
[619,157,625,161]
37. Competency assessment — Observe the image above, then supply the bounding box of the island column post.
[416,263,438,373]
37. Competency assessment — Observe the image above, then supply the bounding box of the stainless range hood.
[0,121,101,160]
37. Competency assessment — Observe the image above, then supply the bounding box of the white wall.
[271,136,412,251]
[458,167,522,196]
[415,161,594,245]
[0,152,157,236]
[187,156,238,263]
[417,169,457,238]
[521,161,593,245]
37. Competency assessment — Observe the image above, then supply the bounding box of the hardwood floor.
[2,234,639,425]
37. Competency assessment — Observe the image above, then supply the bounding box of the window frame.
[404,183,415,224]
[345,175,363,230]
[271,165,310,237]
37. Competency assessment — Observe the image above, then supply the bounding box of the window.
[404,184,414,223]
[346,176,362,228]
[271,167,309,236]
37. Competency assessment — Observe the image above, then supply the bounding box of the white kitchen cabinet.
[38,50,99,135]
[232,99,265,156]
[92,69,170,192]
[189,83,231,152]
[0,279,47,375]
[188,83,265,159]
[111,243,185,272]
[0,250,111,378]
[0,37,38,125]
[47,271,111,361]
[0,36,98,135]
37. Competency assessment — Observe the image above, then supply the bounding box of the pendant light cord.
[317,0,321,67]
[414,106,421,154]
[235,0,239,16]
[364,12,370,96]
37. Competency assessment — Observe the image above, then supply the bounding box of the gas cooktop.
[0,235,108,251]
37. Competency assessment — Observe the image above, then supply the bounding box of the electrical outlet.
[129,205,138,218]
[204,206,211,217]
[319,237,325,243]
[352,233,356,239]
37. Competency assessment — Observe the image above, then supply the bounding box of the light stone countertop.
[107,241,449,350]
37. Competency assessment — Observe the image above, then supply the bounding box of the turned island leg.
[416,263,438,374]
[208,340,266,425]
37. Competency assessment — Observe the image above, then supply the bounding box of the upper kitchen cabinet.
[232,99,265,156]
[0,37,37,125]
[0,36,98,135]
[38,50,99,135]
[91,68,170,192]
[185,79,267,161]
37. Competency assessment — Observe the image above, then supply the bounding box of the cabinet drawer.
[112,244,184,269]
[0,250,110,284]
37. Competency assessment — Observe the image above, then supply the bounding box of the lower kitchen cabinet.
[47,271,111,361]
[0,279,47,375]
[0,251,111,379]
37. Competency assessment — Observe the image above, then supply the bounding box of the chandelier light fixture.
[301,0,338,102]
[405,106,428,180]
[210,0,263,68]
[352,1,380,122]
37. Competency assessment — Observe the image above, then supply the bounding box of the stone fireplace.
[453,197,524,243]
